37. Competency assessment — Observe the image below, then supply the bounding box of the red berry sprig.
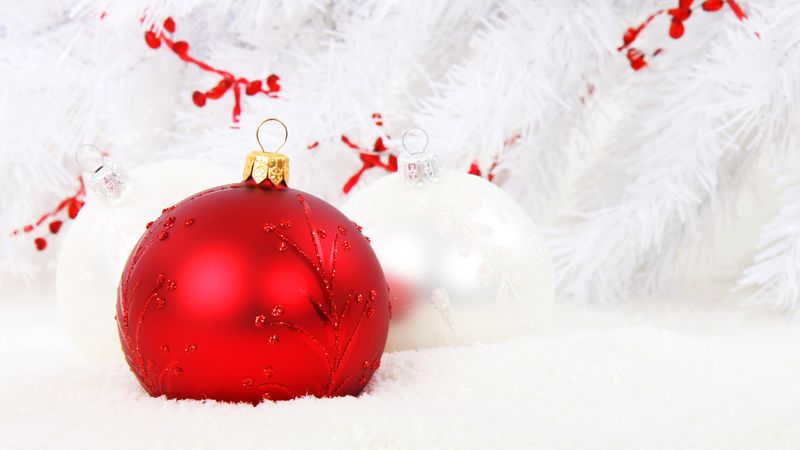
[618,0,750,71]
[11,176,86,251]
[339,113,398,193]
[144,17,281,123]
[334,115,523,191]
[467,159,498,181]
[468,134,520,182]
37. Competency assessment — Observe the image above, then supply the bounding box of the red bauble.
[116,177,390,404]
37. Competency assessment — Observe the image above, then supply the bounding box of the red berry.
[386,155,398,172]
[144,30,161,49]
[67,199,84,219]
[173,41,189,55]
[622,27,638,45]
[626,49,647,71]
[373,137,386,152]
[468,161,482,176]
[192,91,207,107]
[245,80,262,96]
[669,19,685,39]
[668,6,692,21]
[163,17,175,33]
[49,220,62,234]
[207,80,230,99]
[34,237,47,251]
[23,225,33,233]
[266,74,281,92]
[702,0,724,11]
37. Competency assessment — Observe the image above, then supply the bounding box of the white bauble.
[341,158,554,351]
[56,159,233,360]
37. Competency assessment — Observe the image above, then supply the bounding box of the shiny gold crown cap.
[242,150,289,185]
[243,118,289,186]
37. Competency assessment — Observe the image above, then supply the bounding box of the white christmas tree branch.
[737,167,800,315]
[550,1,800,303]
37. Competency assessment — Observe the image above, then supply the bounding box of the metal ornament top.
[76,144,127,203]
[399,127,437,184]
[242,118,290,186]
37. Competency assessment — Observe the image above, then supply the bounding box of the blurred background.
[1,0,798,312]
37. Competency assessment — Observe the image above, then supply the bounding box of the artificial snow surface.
[2,276,799,450]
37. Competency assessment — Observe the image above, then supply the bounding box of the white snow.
[2,276,798,449]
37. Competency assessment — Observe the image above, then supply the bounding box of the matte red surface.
[117,180,390,404]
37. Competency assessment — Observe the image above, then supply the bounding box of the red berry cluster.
[468,134,520,182]
[335,116,522,192]
[618,0,749,71]
[144,17,281,123]
[467,160,497,181]
[11,177,86,251]
[339,113,398,193]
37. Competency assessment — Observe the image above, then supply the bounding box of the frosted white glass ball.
[56,159,232,360]
[341,169,554,351]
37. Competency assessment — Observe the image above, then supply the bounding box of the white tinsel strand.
[550,1,800,303]
[737,167,800,315]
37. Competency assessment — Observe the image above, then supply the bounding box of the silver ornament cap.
[399,127,437,184]
[76,144,127,202]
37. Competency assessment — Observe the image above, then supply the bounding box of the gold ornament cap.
[243,118,289,186]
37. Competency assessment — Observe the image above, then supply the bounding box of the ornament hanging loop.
[399,127,437,184]
[244,118,290,185]
[256,118,288,154]
[75,144,106,174]
[75,144,128,202]
[401,127,429,156]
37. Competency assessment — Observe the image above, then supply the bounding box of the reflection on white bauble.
[341,164,554,351]
[56,159,232,360]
